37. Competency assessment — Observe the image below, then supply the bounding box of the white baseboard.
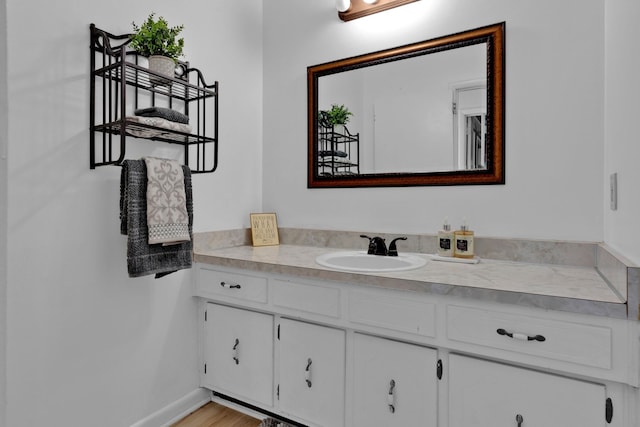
[130,388,212,427]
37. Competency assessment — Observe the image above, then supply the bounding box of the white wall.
[604,0,640,265]
[263,0,605,241]
[4,1,262,426]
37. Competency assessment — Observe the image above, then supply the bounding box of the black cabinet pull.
[305,358,313,388]
[516,414,524,427]
[387,379,396,413]
[232,338,239,365]
[220,281,241,289]
[606,398,613,423]
[497,328,546,342]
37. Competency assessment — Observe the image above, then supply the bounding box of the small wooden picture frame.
[250,213,280,247]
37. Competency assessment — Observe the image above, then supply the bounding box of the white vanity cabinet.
[195,264,634,427]
[449,354,607,427]
[278,318,346,427]
[202,303,274,407]
[352,333,438,427]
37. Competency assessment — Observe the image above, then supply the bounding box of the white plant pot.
[148,55,175,86]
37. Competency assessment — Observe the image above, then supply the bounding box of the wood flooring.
[172,402,261,427]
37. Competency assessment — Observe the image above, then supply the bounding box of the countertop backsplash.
[195,227,599,266]
[193,227,639,320]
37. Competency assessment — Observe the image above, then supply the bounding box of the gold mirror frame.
[307,22,505,188]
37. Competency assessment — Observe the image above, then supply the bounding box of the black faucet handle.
[388,237,408,256]
[360,235,375,254]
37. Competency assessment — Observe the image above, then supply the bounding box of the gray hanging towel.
[120,159,193,278]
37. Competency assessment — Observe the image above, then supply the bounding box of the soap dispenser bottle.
[454,219,475,259]
[437,219,454,257]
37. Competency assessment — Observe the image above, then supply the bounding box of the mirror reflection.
[318,44,486,175]
[308,22,505,188]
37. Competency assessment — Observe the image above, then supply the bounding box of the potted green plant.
[321,104,353,133]
[129,13,185,84]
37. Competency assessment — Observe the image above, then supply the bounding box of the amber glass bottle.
[453,222,475,259]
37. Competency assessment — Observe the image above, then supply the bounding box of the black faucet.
[361,235,408,256]
[360,235,388,256]
[388,237,407,256]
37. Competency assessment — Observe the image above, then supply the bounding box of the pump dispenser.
[454,219,475,259]
[437,218,454,257]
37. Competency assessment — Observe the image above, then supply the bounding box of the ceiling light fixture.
[335,0,351,13]
[337,0,419,22]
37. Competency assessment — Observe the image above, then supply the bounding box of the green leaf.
[129,12,185,61]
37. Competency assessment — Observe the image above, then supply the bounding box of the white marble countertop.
[194,244,628,318]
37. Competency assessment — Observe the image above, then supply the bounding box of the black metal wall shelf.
[317,126,360,177]
[90,24,219,173]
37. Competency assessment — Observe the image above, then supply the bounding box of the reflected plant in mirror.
[320,104,353,128]
[318,104,360,177]
[307,22,505,188]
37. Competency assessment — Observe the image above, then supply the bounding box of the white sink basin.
[315,251,427,273]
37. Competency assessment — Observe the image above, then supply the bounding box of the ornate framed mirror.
[307,22,505,188]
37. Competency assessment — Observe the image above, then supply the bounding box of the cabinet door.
[352,333,438,427]
[278,319,345,427]
[449,354,606,427]
[204,303,273,407]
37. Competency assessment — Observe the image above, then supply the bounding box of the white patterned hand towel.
[126,116,192,138]
[143,157,191,245]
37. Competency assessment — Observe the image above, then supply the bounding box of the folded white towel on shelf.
[319,156,353,164]
[125,115,192,138]
[143,157,191,246]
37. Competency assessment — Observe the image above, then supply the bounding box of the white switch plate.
[610,173,618,211]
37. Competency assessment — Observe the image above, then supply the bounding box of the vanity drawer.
[446,305,612,369]
[272,279,341,318]
[197,268,268,304]
[348,290,436,338]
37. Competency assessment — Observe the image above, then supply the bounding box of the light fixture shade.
[338,0,419,22]
[336,0,351,12]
